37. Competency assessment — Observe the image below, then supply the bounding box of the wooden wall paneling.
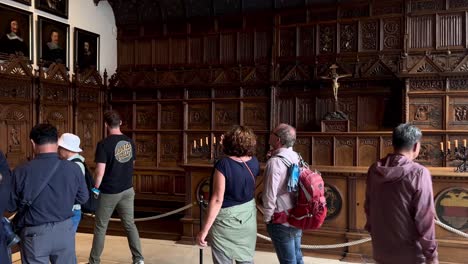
[382,17,402,50]
[380,136,393,158]
[355,176,367,231]
[135,133,157,167]
[214,101,239,131]
[188,103,211,130]
[136,39,152,65]
[294,136,311,165]
[0,58,35,168]
[339,97,358,131]
[160,103,183,130]
[360,19,379,51]
[437,13,464,49]
[204,35,219,64]
[296,97,315,131]
[154,39,169,65]
[220,33,236,64]
[357,96,385,131]
[276,96,294,126]
[316,97,335,127]
[189,37,203,64]
[171,38,187,64]
[254,30,272,62]
[409,15,435,49]
[279,27,296,58]
[320,174,347,231]
[357,137,379,167]
[335,137,356,166]
[135,104,158,130]
[409,96,444,129]
[447,94,468,130]
[415,134,444,167]
[118,40,135,66]
[339,22,358,53]
[159,133,182,167]
[243,101,269,130]
[299,25,315,57]
[313,136,333,165]
[239,31,254,64]
[255,133,269,163]
[318,23,336,54]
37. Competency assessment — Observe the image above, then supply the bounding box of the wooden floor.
[13,233,356,264]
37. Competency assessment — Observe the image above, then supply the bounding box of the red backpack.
[273,155,327,230]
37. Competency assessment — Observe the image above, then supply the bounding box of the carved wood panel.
[136,40,152,65]
[161,103,183,130]
[299,26,314,57]
[335,137,356,166]
[410,16,434,49]
[448,97,468,130]
[220,33,236,64]
[159,133,182,167]
[243,102,269,130]
[380,136,393,158]
[313,137,333,165]
[383,18,402,50]
[319,24,336,54]
[76,108,101,162]
[239,32,254,64]
[40,105,71,135]
[415,135,443,167]
[255,133,268,163]
[214,102,239,131]
[119,40,135,66]
[136,104,158,130]
[188,104,211,130]
[204,35,219,64]
[189,37,203,64]
[357,96,385,131]
[358,137,379,167]
[0,104,32,168]
[279,28,296,57]
[276,97,294,126]
[296,98,315,131]
[172,38,187,64]
[438,14,464,48]
[155,39,169,65]
[255,31,272,62]
[339,22,357,52]
[135,133,157,167]
[360,20,379,51]
[409,97,443,129]
[295,137,311,165]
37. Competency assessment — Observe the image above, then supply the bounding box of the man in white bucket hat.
[58,133,86,234]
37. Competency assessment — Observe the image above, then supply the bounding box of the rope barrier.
[435,219,468,238]
[83,202,195,222]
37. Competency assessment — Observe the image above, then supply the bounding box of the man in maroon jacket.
[365,123,438,264]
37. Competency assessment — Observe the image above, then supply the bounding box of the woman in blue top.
[197,126,260,264]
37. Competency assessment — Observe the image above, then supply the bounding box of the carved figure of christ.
[320,65,351,112]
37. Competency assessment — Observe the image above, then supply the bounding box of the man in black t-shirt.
[88,110,144,264]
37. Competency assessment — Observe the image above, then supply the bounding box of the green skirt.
[210,199,257,261]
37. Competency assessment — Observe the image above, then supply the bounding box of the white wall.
[0,0,117,76]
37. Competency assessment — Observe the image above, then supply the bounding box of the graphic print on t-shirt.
[115,140,133,163]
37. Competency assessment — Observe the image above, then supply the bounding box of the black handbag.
[10,161,60,238]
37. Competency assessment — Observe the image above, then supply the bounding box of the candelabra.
[441,146,468,172]
[192,136,224,163]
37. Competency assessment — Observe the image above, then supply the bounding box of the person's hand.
[196,230,208,247]
[91,187,100,199]
[266,150,272,159]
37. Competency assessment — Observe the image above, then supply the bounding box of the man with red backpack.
[262,123,304,264]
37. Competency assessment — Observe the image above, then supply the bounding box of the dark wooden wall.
[0,58,105,168]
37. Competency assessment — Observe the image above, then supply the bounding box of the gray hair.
[275,123,296,148]
[392,123,422,150]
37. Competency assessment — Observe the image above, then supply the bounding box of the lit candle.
[200,138,203,146]
[440,142,444,152]
[214,136,216,144]
[206,137,208,144]
[455,140,458,148]
[447,141,451,150]
[194,140,196,148]
[464,139,467,147]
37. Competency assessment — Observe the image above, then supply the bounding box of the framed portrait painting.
[74,28,99,72]
[0,3,33,60]
[35,0,68,19]
[11,0,32,6]
[37,16,69,67]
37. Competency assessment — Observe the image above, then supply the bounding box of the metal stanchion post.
[199,195,205,264]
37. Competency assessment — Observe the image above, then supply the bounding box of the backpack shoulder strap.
[274,154,293,167]
[25,160,60,206]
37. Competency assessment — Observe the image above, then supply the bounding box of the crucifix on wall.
[320,64,352,112]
